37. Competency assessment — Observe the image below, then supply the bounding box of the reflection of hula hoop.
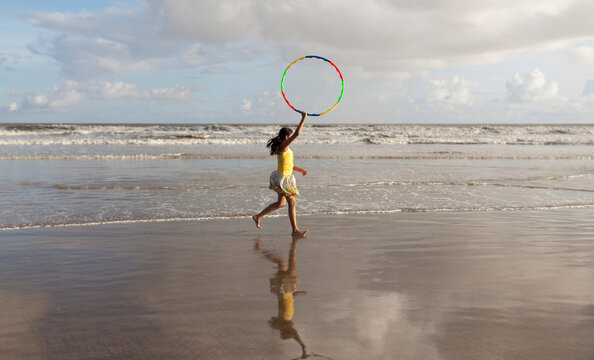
[281,55,344,117]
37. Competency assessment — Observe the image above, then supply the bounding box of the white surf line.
[2,204,594,232]
[0,215,246,232]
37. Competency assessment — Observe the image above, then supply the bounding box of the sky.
[1,0,594,124]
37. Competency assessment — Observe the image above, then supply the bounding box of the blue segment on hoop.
[306,55,328,61]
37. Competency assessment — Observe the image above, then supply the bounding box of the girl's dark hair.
[266,127,293,155]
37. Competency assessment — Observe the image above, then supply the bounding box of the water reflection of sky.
[1,210,593,359]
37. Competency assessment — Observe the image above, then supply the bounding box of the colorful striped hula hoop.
[281,55,344,117]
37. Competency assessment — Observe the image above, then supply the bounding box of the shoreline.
[2,205,594,232]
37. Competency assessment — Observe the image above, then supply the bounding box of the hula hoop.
[281,55,344,117]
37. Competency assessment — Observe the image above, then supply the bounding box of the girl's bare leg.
[253,194,286,229]
[286,196,307,236]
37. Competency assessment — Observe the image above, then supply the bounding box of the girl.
[253,111,308,236]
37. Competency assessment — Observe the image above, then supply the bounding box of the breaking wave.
[1,123,593,146]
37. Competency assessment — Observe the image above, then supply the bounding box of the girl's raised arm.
[279,111,307,152]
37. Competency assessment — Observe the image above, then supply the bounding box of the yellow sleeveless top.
[277,148,293,176]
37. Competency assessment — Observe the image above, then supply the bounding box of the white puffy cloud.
[49,90,83,108]
[96,80,139,100]
[24,0,594,80]
[240,99,252,111]
[2,102,18,112]
[25,93,48,107]
[506,69,560,102]
[12,80,192,111]
[22,80,83,109]
[427,76,473,105]
[92,81,192,100]
[570,45,594,63]
[235,91,285,119]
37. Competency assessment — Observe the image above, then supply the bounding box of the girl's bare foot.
[252,215,261,229]
[292,229,307,237]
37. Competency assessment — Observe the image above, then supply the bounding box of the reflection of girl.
[253,111,308,237]
[255,237,308,359]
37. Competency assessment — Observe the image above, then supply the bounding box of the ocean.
[1,123,593,231]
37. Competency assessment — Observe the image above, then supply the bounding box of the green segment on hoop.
[318,76,344,116]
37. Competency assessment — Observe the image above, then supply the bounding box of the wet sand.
[1,209,594,360]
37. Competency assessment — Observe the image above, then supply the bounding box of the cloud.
[180,44,207,66]
[27,33,162,78]
[2,102,18,112]
[583,80,594,96]
[25,6,179,78]
[570,45,594,63]
[24,0,594,81]
[427,76,473,105]
[146,85,192,100]
[240,99,252,111]
[506,69,560,102]
[0,53,18,70]
[235,91,284,119]
[22,80,83,109]
[24,4,256,79]
[12,80,192,111]
[158,0,594,73]
[96,80,139,100]
[93,81,192,100]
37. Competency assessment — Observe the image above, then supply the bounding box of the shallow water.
[1,124,593,230]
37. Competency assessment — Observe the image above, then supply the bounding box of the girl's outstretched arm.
[293,165,307,176]
[279,111,307,152]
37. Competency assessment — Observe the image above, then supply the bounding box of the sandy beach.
[2,209,593,359]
